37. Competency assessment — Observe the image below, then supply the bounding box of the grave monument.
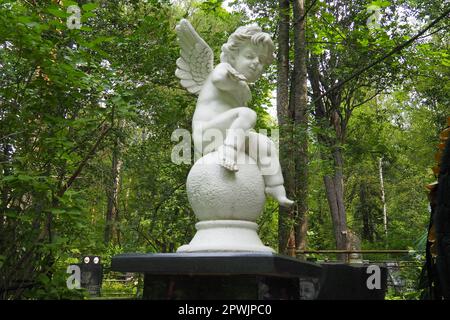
[111,20,387,300]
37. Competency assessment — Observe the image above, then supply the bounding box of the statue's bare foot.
[265,185,294,207]
[218,144,238,172]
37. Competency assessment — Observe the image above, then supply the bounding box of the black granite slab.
[111,252,387,300]
[111,252,323,278]
[317,263,388,300]
[142,274,305,300]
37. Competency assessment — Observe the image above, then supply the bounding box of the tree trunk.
[323,175,348,258]
[360,181,374,242]
[104,135,122,245]
[329,144,349,260]
[276,0,292,254]
[277,0,310,255]
[379,157,387,237]
[0,142,13,233]
[292,0,308,251]
[308,54,349,260]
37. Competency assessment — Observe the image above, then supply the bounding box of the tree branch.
[312,6,450,104]
[351,88,385,110]
[56,124,111,198]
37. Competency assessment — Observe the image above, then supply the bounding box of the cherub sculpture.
[175,19,293,207]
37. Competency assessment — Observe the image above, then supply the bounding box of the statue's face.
[232,44,264,83]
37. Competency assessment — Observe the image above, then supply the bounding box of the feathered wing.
[175,19,214,95]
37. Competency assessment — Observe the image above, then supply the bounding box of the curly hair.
[220,25,274,65]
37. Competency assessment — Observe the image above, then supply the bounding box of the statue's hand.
[225,63,247,82]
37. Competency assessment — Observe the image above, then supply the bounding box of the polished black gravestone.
[317,262,388,300]
[111,252,387,300]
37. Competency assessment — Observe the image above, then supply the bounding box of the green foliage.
[0,0,271,298]
[0,0,448,299]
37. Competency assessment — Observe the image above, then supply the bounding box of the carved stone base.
[177,220,274,253]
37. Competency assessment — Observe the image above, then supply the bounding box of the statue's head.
[220,25,274,82]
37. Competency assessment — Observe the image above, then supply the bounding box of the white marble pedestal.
[177,151,272,253]
[177,220,274,253]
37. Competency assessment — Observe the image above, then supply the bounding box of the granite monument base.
[111,252,387,300]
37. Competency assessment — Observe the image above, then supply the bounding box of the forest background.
[0,0,448,299]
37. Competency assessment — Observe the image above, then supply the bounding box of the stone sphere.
[187,151,266,221]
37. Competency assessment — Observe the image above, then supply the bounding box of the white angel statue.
[175,19,293,207]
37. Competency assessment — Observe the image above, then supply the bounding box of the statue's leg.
[198,107,256,132]
[247,132,294,207]
[195,107,256,171]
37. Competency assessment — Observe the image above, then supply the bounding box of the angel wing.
[175,19,214,95]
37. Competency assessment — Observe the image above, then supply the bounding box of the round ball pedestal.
[177,151,273,253]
